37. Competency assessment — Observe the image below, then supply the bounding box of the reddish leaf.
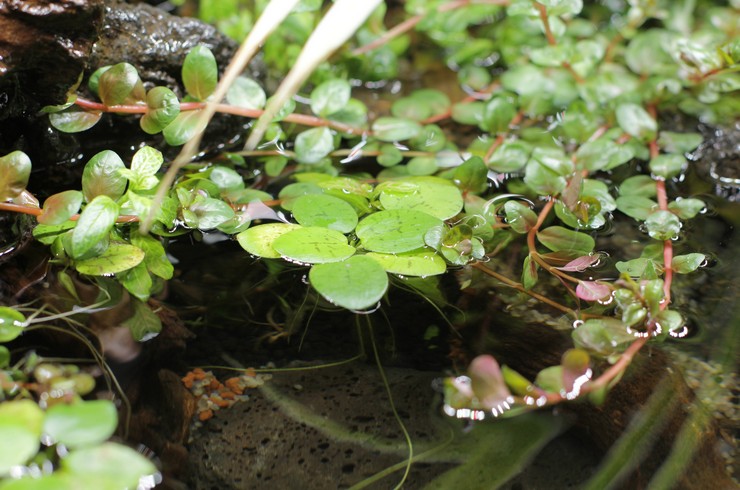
[468,355,512,412]
[561,349,592,397]
[558,254,602,272]
[576,280,611,301]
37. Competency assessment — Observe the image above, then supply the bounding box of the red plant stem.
[483,111,524,161]
[533,1,557,46]
[74,98,366,136]
[527,198,554,252]
[421,82,500,125]
[0,202,139,223]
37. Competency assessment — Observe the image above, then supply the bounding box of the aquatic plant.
[0,0,737,487]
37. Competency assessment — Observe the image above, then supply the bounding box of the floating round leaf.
[273,226,355,264]
[236,223,300,259]
[43,400,117,448]
[378,176,463,220]
[356,209,443,253]
[366,248,446,276]
[309,255,388,310]
[291,194,358,233]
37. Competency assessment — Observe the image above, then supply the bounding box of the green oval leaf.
[537,226,595,254]
[294,127,334,164]
[372,117,422,142]
[645,210,681,240]
[0,150,32,202]
[75,243,145,275]
[43,400,117,448]
[378,176,463,220]
[140,86,180,134]
[615,103,657,143]
[38,190,83,225]
[310,79,351,117]
[61,442,157,488]
[309,255,388,310]
[366,248,446,276]
[504,201,538,234]
[0,306,26,342]
[356,209,443,253]
[182,45,218,100]
[162,110,208,146]
[649,154,686,180]
[236,223,300,259]
[671,253,705,274]
[0,426,38,476]
[291,194,358,233]
[82,150,127,202]
[272,226,355,264]
[71,195,119,259]
[226,76,266,110]
[98,63,143,106]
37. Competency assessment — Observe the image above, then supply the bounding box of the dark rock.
[0,0,104,117]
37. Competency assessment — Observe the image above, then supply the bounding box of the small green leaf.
[209,166,244,192]
[366,248,447,276]
[657,131,703,154]
[672,253,705,274]
[572,318,635,360]
[535,366,564,394]
[0,151,32,202]
[186,197,235,230]
[310,79,351,117]
[575,138,634,172]
[117,262,152,302]
[182,45,218,100]
[82,150,127,202]
[452,156,488,193]
[0,346,9,368]
[537,226,595,254]
[649,154,686,180]
[372,117,422,142]
[130,234,173,280]
[49,106,103,133]
[487,140,531,173]
[61,443,157,489]
[618,175,657,198]
[236,223,300,259]
[43,400,117,448]
[272,226,355,264]
[522,254,538,290]
[162,110,208,146]
[38,190,83,225]
[378,176,463,220]
[294,127,335,164]
[140,86,180,134]
[0,306,26,342]
[71,196,119,259]
[291,194,358,233]
[309,255,388,310]
[645,210,681,240]
[128,146,163,190]
[668,198,704,219]
[482,96,516,133]
[0,425,37,476]
[226,76,267,110]
[98,63,144,106]
[356,209,443,253]
[122,298,162,342]
[504,201,537,234]
[616,196,658,220]
[615,103,657,143]
[75,243,145,275]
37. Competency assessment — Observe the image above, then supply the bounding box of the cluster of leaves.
[0,308,156,489]
[1,0,737,429]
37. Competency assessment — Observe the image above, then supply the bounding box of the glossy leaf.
[671,253,705,274]
[237,223,299,259]
[575,138,634,172]
[75,243,145,275]
[616,196,658,221]
[657,131,703,154]
[366,248,447,276]
[43,400,117,448]
[372,117,422,142]
[522,254,538,290]
[576,281,611,302]
[561,348,591,395]
[618,175,657,198]
[128,146,163,191]
[38,191,83,225]
[273,226,355,264]
[377,176,463,220]
[71,195,119,259]
[356,209,442,253]
[131,233,173,279]
[117,263,152,302]
[162,110,208,146]
[291,194,358,233]
[487,140,531,172]
[61,442,157,489]
[0,306,26,342]
[294,126,334,164]
[186,196,235,230]
[140,86,180,134]
[468,355,512,411]
[645,210,681,240]
[649,154,686,180]
[668,198,704,219]
[81,150,127,202]
[0,151,32,202]
[309,255,388,310]
[482,97,516,133]
[226,76,266,110]
[558,254,601,272]
[572,318,635,361]
[537,226,595,254]
[615,103,657,143]
[182,45,218,100]
[98,63,143,106]
[452,156,487,193]
[310,79,351,117]
[504,201,537,234]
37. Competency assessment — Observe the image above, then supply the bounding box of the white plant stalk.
[142,0,300,233]
[245,0,383,150]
